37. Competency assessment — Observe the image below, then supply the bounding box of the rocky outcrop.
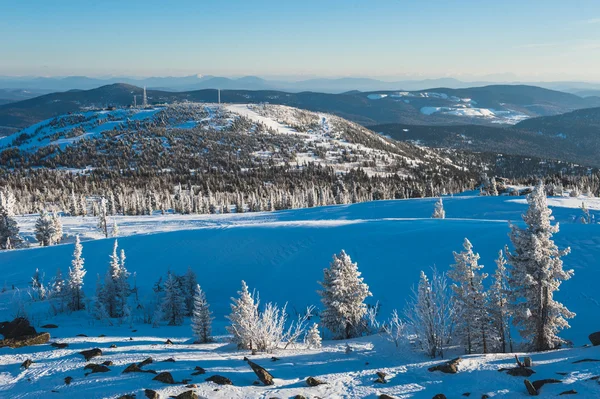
[244,357,274,386]
[374,371,387,383]
[80,348,103,361]
[170,391,198,399]
[153,372,176,384]
[0,318,36,338]
[144,389,160,399]
[205,375,233,385]
[306,376,327,386]
[0,332,50,348]
[84,363,110,374]
[589,332,600,346]
[191,366,205,376]
[428,358,462,374]
[20,359,33,369]
[51,342,68,349]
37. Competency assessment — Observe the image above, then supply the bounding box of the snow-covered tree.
[432,198,446,219]
[99,240,130,318]
[506,183,575,351]
[182,267,198,316]
[30,268,47,301]
[98,197,109,238]
[51,212,63,244]
[489,250,512,353]
[35,210,56,246]
[69,189,79,216]
[161,273,186,326]
[405,268,454,358]
[227,280,259,350]
[92,274,112,324]
[191,284,213,343]
[111,218,119,237]
[0,205,22,249]
[489,177,499,196]
[0,189,16,217]
[68,236,86,311]
[448,238,490,354]
[319,250,372,339]
[305,323,322,349]
[51,268,65,297]
[580,201,592,224]
[383,309,406,348]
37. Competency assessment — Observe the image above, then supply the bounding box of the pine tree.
[35,210,56,246]
[182,267,198,316]
[489,250,512,353]
[51,268,65,297]
[161,273,186,326]
[70,189,79,216]
[318,250,372,340]
[111,218,119,237]
[98,197,109,238]
[191,284,213,343]
[490,177,499,196]
[68,236,86,311]
[305,323,322,349]
[448,238,489,354]
[0,205,22,249]
[92,274,111,324]
[432,198,446,219]
[226,280,259,349]
[100,240,130,318]
[506,183,575,351]
[30,268,47,301]
[51,212,63,244]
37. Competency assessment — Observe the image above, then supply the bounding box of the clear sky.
[2,0,600,81]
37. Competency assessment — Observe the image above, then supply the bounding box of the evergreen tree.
[448,238,490,354]
[161,273,186,326]
[191,284,213,343]
[489,250,512,353]
[68,236,86,311]
[182,267,198,316]
[100,240,130,318]
[318,250,372,339]
[506,183,575,351]
[0,205,22,249]
[98,197,109,238]
[305,323,322,349]
[35,210,55,246]
[226,280,259,349]
[432,198,446,219]
[51,212,63,244]
[112,218,119,237]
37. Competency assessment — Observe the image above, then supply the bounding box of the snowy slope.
[1,195,600,398]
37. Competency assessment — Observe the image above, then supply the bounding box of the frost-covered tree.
[489,250,512,353]
[319,250,372,340]
[0,205,22,250]
[432,198,446,219]
[405,268,454,358]
[191,284,213,342]
[92,274,112,325]
[35,210,55,246]
[161,273,186,326]
[51,212,63,244]
[111,218,119,237]
[30,268,47,301]
[305,323,322,349]
[98,197,109,238]
[227,280,259,349]
[448,238,489,354]
[70,189,79,216]
[68,236,86,311]
[0,189,16,216]
[580,201,592,224]
[506,183,575,351]
[490,177,499,196]
[51,268,65,297]
[100,240,130,318]
[182,267,198,316]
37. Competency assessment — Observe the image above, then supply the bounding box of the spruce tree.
[191,284,213,343]
[448,238,489,354]
[489,250,512,353]
[68,236,86,311]
[161,273,186,326]
[506,183,575,351]
[305,323,322,349]
[318,250,372,340]
[432,198,446,219]
[226,280,259,349]
[35,210,55,246]
[0,205,22,249]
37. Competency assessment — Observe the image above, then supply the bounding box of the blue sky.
[1,0,600,81]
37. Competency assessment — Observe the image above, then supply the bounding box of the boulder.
[306,376,327,386]
[170,391,198,399]
[559,390,577,395]
[205,375,233,385]
[80,348,102,361]
[523,357,533,367]
[504,367,535,377]
[144,389,159,399]
[433,395,447,399]
[21,359,33,369]
[109,344,117,348]
[0,332,50,348]
[293,396,307,399]
[84,363,110,374]
[162,357,176,362]
[191,366,206,376]
[589,332,600,346]
[123,362,156,374]
[64,376,73,385]
[0,317,37,338]
[76,334,88,337]
[428,358,462,374]
[41,324,58,329]
[102,360,114,366]
[165,339,174,345]
[51,342,68,349]
[117,395,136,399]
[153,372,176,384]
[524,380,538,396]
[379,395,396,399]
[244,357,274,386]
[374,371,387,383]
[572,358,600,364]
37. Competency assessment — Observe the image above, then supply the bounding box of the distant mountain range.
[2,74,600,95]
[2,83,599,134]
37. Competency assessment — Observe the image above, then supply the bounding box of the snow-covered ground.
[1,195,600,398]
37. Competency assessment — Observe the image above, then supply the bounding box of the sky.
[1,0,600,81]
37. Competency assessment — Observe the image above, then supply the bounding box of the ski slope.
[0,195,599,398]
